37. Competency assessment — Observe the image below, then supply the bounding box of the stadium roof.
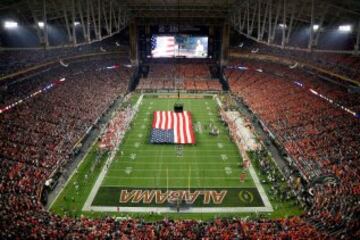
[0,0,359,51]
[1,0,359,23]
[123,0,234,24]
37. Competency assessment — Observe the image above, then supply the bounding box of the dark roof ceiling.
[0,0,359,26]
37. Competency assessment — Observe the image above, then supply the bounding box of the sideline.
[83,94,272,213]
[48,139,98,210]
[82,94,143,211]
[215,94,273,212]
[47,94,127,210]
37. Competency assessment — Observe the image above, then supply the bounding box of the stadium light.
[38,21,44,28]
[4,21,18,29]
[338,25,352,32]
[313,24,319,31]
[73,21,80,26]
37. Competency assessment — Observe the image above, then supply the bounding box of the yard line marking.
[82,94,143,212]
[104,176,243,180]
[108,168,233,172]
[156,144,165,186]
[117,154,240,158]
[116,156,239,159]
[111,162,239,165]
[118,154,237,158]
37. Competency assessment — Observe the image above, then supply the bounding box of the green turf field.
[85,96,271,212]
[50,94,303,219]
[105,97,248,190]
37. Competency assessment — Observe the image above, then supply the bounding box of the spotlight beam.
[338,25,352,32]
[4,20,18,29]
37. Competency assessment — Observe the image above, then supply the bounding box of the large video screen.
[151,35,208,58]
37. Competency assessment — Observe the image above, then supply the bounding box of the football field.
[82,95,272,213]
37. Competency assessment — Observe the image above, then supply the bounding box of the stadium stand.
[0,36,128,78]
[2,55,357,239]
[0,0,359,239]
[225,58,360,237]
[1,60,132,163]
[138,63,222,91]
[0,58,331,239]
[231,38,360,82]
[0,57,135,238]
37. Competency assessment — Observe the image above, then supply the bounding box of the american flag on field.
[151,36,176,57]
[150,111,195,144]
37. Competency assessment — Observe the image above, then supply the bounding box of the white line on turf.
[48,139,98,210]
[215,96,223,108]
[84,95,273,214]
[248,162,273,211]
[83,139,118,211]
[216,94,273,212]
[119,155,240,158]
[110,162,239,165]
[104,176,244,180]
[108,168,233,172]
[82,94,143,212]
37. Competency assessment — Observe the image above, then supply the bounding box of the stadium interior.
[0,0,359,239]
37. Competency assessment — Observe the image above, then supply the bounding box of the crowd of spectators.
[1,210,327,239]
[0,52,357,238]
[0,57,135,238]
[1,58,133,166]
[225,58,360,237]
[231,38,360,81]
[0,35,129,78]
[99,106,134,151]
[137,63,222,91]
